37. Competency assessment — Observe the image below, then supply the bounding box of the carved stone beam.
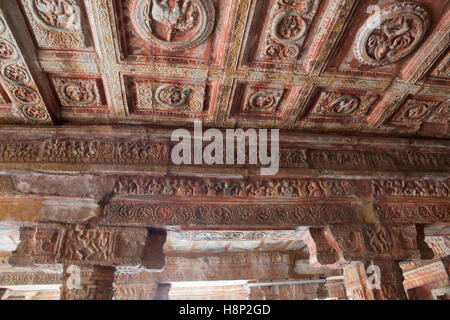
[61,265,115,300]
[9,223,167,270]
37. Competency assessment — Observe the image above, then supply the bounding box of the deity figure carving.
[156,85,191,108]
[262,0,320,61]
[13,86,40,104]
[63,83,95,104]
[23,106,49,121]
[32,0,81,30]
[247,89,284,112]
[149,0,198,41]
[354,2,430,65]
[131,0,215,50]
[0,40,15,60]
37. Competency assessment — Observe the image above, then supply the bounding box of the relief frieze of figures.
[113,176,356,198]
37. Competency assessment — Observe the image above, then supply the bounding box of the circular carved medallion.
[272,10,307,44]
[22,105,49,121]
[62,82,95,104]
[2,64,30,84]
[131,0,215,50]
[32,0,81,30]
[331,96,360,114]
[13,86,40,104]
[156,85,191,108]
[265,43,282,59]
[249,91,278,110]
[283,44,300,59]
[404,104,429,120]
[354,2,430,66]
[0,39,16,60]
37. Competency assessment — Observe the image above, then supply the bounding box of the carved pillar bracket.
[306,224,420,268]
[9,223,167,269]
[304,227,340,268]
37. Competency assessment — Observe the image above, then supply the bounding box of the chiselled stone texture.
[0,1,449,301]
[425,236,450,259]
[371,260,408,300]
[249,282,322,300]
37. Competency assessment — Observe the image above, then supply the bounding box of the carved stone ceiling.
[0,0,447,138]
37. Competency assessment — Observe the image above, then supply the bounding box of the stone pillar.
[371,260,407,300]
[61,265,115,300]
[324,276,347,300]
[343,262,374,300]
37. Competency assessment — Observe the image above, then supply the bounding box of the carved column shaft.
[61,265,115,300]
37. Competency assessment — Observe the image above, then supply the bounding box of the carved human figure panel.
[131,0,215,50]
[354,2,430,66]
